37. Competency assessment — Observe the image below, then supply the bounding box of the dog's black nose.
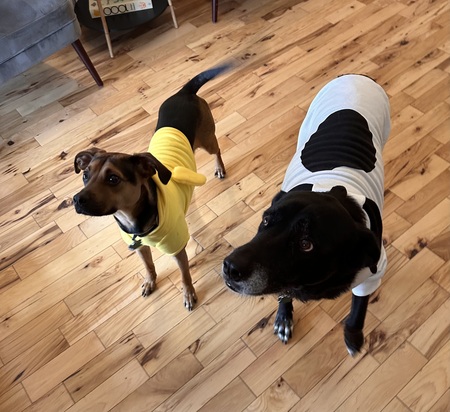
[223,257,242,281]
[73,193,84,205]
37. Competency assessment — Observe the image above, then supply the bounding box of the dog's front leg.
[344,293,370,356]
[135,246,157,297]
[174,247,197,311]
[274,297,294,344]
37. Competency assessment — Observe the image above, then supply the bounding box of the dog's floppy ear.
[271,190,287,206]
[131,153,172,185]
[74,148,106,173]
[356,227,381,273]
[329,185,348,200]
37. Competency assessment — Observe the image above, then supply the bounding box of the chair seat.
[0,0,79,66]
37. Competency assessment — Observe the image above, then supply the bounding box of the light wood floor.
[1,0,449,410]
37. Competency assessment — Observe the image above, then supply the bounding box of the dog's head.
[222,186,380,299]
[72,148,171,217]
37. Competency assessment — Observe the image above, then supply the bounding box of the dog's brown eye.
[262,216,270,226]
[107,175,120,185]
[82,171,89,182]
[300,239,313,252]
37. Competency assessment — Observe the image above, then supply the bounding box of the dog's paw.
[274,313,293,344]
[183,287,198,311]
[214,167,226,179]
[344,325,364,356]
[141,280,156,297]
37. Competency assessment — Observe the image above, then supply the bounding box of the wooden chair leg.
[167,0,179,28]
[212,0,218,23]
[96,0,114,58]
[72,40,103,86]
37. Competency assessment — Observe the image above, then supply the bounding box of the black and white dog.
[222,75,390,355]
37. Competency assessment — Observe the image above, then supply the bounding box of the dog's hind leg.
[174,247,197,311]
[274,297,294,344]
[344,293,370,356]
[136,245,157,297]
[194,98,226,179]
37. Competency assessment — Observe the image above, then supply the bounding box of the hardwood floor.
[0,0,449,410]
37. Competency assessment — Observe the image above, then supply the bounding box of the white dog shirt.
[281,75,391,297]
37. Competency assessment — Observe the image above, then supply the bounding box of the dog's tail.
[179,62,234,95]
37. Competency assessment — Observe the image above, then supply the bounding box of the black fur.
[222,185,380,353]
[223,186,379,301]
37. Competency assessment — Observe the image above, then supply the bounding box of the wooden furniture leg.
[212,0,218,23]
[72,40,103,86]
[167,0,179,28]
[96,0,114,58]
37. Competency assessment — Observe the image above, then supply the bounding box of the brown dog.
[73,64,231,310]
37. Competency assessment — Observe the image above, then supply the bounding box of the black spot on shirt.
[301,109,376,172]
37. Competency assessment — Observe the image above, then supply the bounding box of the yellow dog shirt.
[120,127,206,256]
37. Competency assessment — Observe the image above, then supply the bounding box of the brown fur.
[73,66,229,309]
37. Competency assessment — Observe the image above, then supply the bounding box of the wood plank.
[64,333,144,402]
[138,307,216,378]
[0,330,69,397]
[240,300,318,359]
[395,168,450,224]
[283,325,349,397]
[65,359,148,412]
[369,248,444,321]
[404,68,448,99]
[13,226,86,279]
[207,173,265,216]
[112,349,203,412]
[390,154,449,200]
[382,397,413,412]
[132,292,197,349]
[385,135,442,191]
[432,261,450,293]
[22,385,73,412]
[368,278,448,363]
[428,225,450,261]
[0,222,62,273]
[0,247,121,346]
[200,377,256,412]
[94,278,179,347]
[383,212,412,246]
[383,102,450,164]
[154,340,256,412]
[240,306,336,396]
[192,294,277,366]
[392,198,450,257]
[408,298,450,359]
[0,301,73,364]
[0,266,19,293]
[22,332,104,402]
[243,377,298,412]
[224,211,266,249]
[193,201,255,249]
[290,352,379,412]
[61,273,143,345]
[336,343,427,412]
[0,384,31,412]
[428,390,450,412]
[62,252,143,315]
[0,224,120,319]
[398,340,450,412]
